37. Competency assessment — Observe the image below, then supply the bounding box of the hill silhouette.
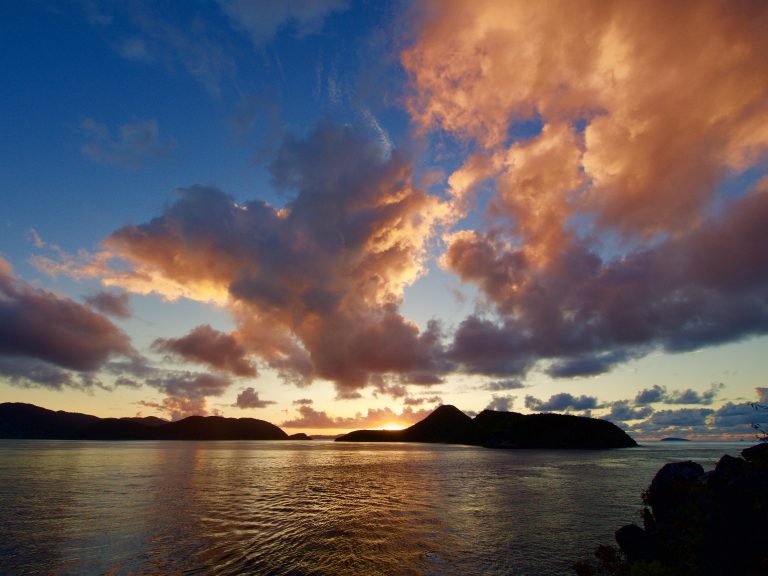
[336,405,637,449]
[0,403,288,440]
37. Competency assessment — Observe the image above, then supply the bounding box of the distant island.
[0,402,291,441]
[336,405,637,449]
[660,437,690,442]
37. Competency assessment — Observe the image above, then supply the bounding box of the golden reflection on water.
[0,440,744,575]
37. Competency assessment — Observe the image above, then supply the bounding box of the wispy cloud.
[80,118,175,169]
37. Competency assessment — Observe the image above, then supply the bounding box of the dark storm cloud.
[0,258,133,372]
[84,290,132,319]
[152,325,257,377]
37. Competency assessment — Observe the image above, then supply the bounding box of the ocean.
[0,440,747,575]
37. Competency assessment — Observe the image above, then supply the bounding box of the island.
[336,404,637,449]
[659,437,690,442]
[0,402,289,441]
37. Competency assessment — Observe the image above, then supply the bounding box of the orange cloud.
[46,125,449,396]
[404,0,768,236]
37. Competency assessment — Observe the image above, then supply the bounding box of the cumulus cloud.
[140,371,232,420]
[626,389,768,439]
[84,290,132,319]
[486,394,515,412]
[219,0,348,46]
[757,387,768,405]
[152,325,257,376]
[0,258,134,372]
[281,405,433,429]
[634,383,724,406]
[54,124,449,396]
[635,385,667,406]
[482,379,525,391]
[604,400,654,423]
[403,0,768,379]
[525,393,599,412]
[0,357,110,392]
[233,387,275,409]
[80,118,175,169]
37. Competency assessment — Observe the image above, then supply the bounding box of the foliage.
[750,402,767,442]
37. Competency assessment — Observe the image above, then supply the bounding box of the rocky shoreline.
[575,442,768,575]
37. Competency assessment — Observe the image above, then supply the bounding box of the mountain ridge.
[336,405,637,449]
[0,402,288,440]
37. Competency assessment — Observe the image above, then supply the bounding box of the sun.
[379,422,405,431]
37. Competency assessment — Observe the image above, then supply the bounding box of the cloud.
[757,387,768,405]
[635,385,667,406]
[233,387,275,409]
[293,398,313,405]
[403,395,442,406]
[140,371,232,420]
[634,383,725,406]
[442,179,768,378]
[84,291,132,319]
[0,258,134,372]
[218,0,348,46]
[85,3,236,94]
[80,118,175,169]
[604,400,654,423]
[57,124,449,396]
[403,1,768,379]
[486,394,515,412]
[482,379,525,391]
[152,325,257,376]
[146,371,231,399]
[281,405,433,429]
[626,389,768,438]
[525,393,599,412]
[642,408,715,428]
[0,357,110,392]
[137,397,212,421]
[405,0,768,231]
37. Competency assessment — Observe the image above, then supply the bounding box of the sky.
[2,0,767,439]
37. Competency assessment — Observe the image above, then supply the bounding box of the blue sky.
[2,0,767,439]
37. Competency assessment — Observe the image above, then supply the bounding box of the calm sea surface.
[0,440,747,575]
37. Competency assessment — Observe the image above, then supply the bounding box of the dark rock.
[615,524,657,563]
[288,433,312,440]
[741,441,768,464]
[579,444,768,576]
[646,461,704,522]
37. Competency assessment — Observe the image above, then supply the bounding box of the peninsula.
[336,405,637,449]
